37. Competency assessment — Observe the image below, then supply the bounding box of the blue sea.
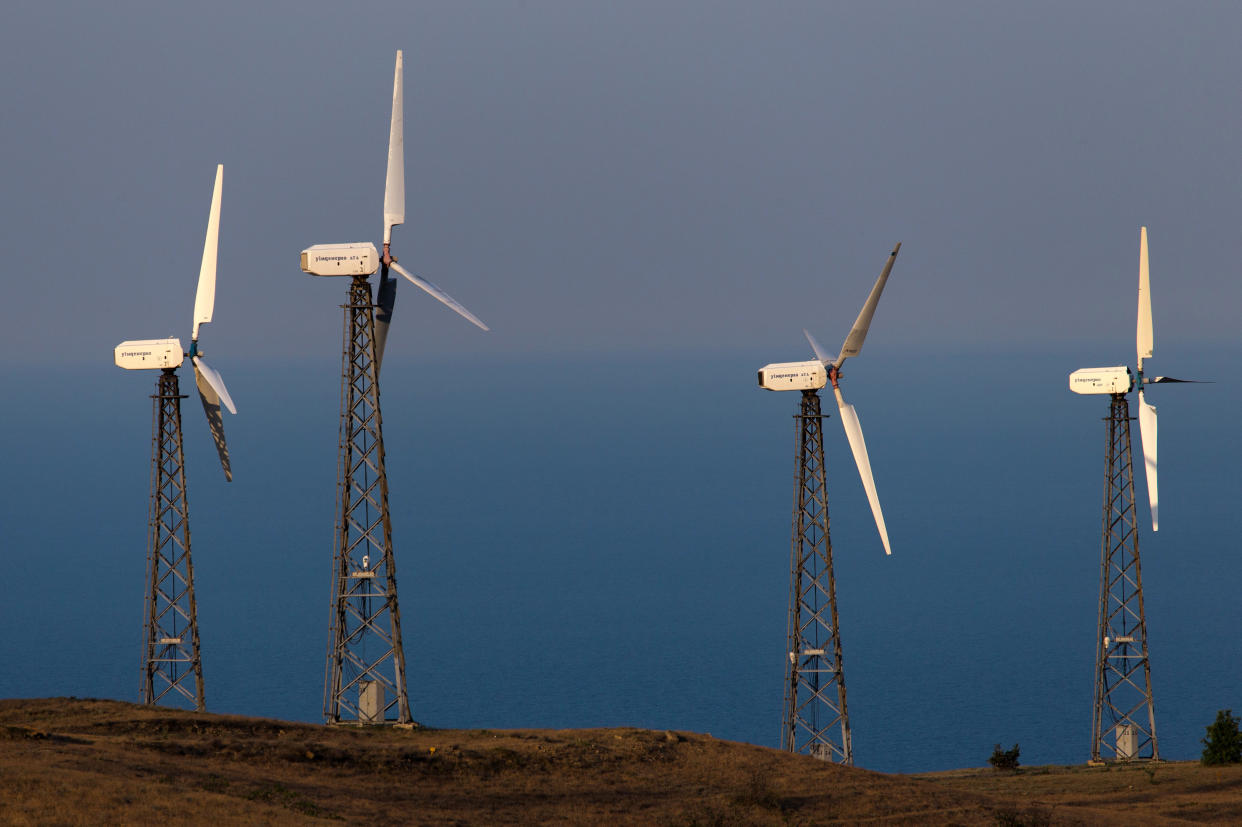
[3,344,1238,774]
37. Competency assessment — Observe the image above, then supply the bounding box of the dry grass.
[0,698,1240,824]
[918,760,1242,825]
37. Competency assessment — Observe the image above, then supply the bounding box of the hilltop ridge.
[1,698,1239,824]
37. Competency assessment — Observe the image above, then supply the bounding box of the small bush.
[989,743,1020,770]
[1201,709,1242,765]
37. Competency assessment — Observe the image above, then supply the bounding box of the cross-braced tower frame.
[142,369,206,711]
[324,274,412,725]
[1090,394,1158,762]
[782,389,851,764]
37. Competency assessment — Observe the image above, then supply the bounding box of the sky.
[1,1,1240,771]
[2,1,1240,364]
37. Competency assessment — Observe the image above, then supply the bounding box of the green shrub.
[1201,709,1242,765]
[989,743,1020,770]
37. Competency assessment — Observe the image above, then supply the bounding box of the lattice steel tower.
[310,50,489,725]
[1071,227,1199,763]
[114,165,235,712]
[323,273,412,724]
[783,390,851,762]
[758,243,901,764]
[1089,395,1158,762]
[141,370,206,710]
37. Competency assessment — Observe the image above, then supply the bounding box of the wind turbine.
[757,242,900,763]
[302,50,488,726]
[1070,226,1198,763]
[113,164,236,712]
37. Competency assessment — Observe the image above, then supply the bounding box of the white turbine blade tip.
[390,261,489,331]
[835,242,901,368]
[1138,389,1158,531]
[803,329,834,365]
[1137,226,1153,367]
[193,356,236,415]
[193,358,233,481]
[383,50,405,245]
[192,165,223,341]
[835,393,892,555]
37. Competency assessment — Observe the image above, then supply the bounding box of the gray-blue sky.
[2,1,1239,365]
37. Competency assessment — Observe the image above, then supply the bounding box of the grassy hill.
[1,698,1240,824]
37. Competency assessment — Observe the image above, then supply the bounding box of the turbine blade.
[832,386,892,555]
[1147,376,1210,384]
[192,356,237,415]
[834,242,901,369]
[1138,388,1158,532]
[389,261,489,331]
[193,359,233,482]
[1137,226,1152,372]
[383,50,405,246]
[803,329,835,366]
[192,165,223,341]
[374,272,398,374]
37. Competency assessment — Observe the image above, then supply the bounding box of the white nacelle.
[758,360,827,391]
[1069,366,1133,395]
[115,338,184,370]
[301,243,380,277]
